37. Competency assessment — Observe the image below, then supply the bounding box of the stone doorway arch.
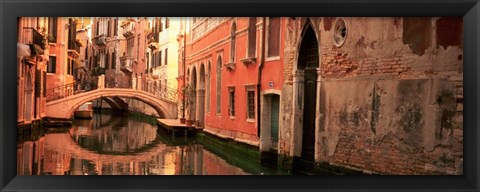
[292,22,320,162]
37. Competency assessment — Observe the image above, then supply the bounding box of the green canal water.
[17,112,292,175]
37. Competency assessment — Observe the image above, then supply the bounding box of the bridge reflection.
[17,112,250,175]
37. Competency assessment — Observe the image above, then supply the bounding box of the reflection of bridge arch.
[46,88,177,119]
[43,132,175,163]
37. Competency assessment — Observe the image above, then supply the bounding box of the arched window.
[216,56,222,114]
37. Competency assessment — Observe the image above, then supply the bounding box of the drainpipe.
[257,17,266,138]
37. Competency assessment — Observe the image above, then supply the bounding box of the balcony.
[22,27,46,55]
[120,56,134,73]
[122,20,135,37]
[68,40,81,58]
[147,31,159,43]
[94,34,106,46]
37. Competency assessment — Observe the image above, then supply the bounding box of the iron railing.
[46,77,177,103]
[95,34,106,45]
[143,84,178,103]
[22,27,44,47]
[46,80,97,102]
[68,41,81,54]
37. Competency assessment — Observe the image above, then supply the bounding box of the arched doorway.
[197,64,206,128]
[297,24,319,162]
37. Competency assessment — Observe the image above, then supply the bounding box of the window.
[85,46,88,60]
[106,52,110,69]
[48,17,57,43]
[164,48,168,65]
[112,51,116,69]
[43,72,46,97]
[137,35,140,60]
[159,17,163,32]
[107,20,111,37]
[228,87,235,117]
[67,59,72,75]
[159,51,162,66]
[100,53,105,68]
[146,52,150,69]
[151,52,155,68]
[333,18,347,47]
[165,17,170,29]
[216,56,222,114]
[230,22,236,63]
[94,54,99,67]
[35,69,41,98]
[164,79,167,91]
[155,17,160,34]
[248,17,257,58]
[247,89,255,119]
[267,17,280,57]
[114,18,118,36]
[127,38,134,57]
[96,20,100,36]
[48,56,56,73]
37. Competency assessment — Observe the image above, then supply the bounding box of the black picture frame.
[1,0,479,191]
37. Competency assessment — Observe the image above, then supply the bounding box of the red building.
[180,17,285,147]
[120,17,149,90]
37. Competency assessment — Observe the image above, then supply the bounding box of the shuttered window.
[268,17,280,57]
[248,17,257,58]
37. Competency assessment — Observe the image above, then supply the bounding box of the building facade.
[119,17,148,90]
[74,19,92,89]
[180,17,285,147]
[276,17,463,175]
[145,17,180,96]
[92,17,128,88]
[46,17,81,100]
[17,17,49,127]
[179,17,463,175]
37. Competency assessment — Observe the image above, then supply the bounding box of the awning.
[17,43,31,58]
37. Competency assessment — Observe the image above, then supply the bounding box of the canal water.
[17,112,291,175]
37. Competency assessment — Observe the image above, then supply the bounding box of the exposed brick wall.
[280,17,463,175]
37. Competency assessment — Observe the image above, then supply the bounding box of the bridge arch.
[46,88,177,120]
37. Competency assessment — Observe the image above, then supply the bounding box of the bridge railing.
[46,75,178,103]
[142,84,178,103]
[46,80,97,102]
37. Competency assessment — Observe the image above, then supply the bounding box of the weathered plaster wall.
[280,17,463,174]
[319,79,461,174]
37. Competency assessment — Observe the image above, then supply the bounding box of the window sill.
[224,62,235,71]
[265,56,280,62]
[229,116,236,120]
[246,118,255,123]
[240,57,256,65]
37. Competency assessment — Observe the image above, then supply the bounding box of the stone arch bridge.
[46,88,178,119]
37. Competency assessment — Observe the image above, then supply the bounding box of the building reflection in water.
[17,112,253,175]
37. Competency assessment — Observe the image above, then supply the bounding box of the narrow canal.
[17,112,291,175]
